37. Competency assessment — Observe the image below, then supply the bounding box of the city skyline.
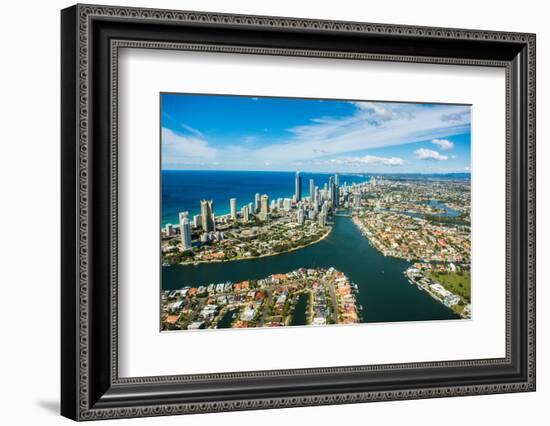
[169,171,336,225]
[161,93,471,174]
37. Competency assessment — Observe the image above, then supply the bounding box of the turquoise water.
[162,170,469,227]
[162,170,369,227]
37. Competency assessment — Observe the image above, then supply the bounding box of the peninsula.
[161,267,361,330]
[161,172,334,265]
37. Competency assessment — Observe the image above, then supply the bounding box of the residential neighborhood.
[161,268,362,331]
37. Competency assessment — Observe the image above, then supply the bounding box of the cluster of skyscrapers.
[165,171,351,250]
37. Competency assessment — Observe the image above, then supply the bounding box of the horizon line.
[162,169,471,175]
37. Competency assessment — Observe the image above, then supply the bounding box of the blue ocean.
[162,170,369,226]
[161,170,470,226]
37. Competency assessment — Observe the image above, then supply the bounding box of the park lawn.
[429,271,471,303]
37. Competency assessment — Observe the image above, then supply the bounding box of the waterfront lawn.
[429,271,471,303]
[450,302,466,316]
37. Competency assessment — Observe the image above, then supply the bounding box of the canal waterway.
[162,215,459,323]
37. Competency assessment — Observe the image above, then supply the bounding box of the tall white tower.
[180,217,192,250]
[230,198,237,220]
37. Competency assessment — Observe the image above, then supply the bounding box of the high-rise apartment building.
[200,200,215,232]
[230,198,237,220]
[295,171,302,201]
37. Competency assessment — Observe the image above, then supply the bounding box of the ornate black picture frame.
[61,4,536,421]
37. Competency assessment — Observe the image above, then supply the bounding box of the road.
[328,283,339,324]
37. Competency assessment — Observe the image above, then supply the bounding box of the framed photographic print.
[61,4,536,421]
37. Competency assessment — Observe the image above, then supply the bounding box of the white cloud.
[350,102,399,122]
[162,102,470,171]
[161,111,204,138]
[331,155,404,167]
[441,110,470,122]
[180,122,204,138]
[414,148,448,161]
[249,103,469,166]
[162,128,216,164]
[431,138,454,150]
[243,135,259,144]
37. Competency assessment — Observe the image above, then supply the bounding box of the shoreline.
[351,215,468,264]
[168,225,333,267]
[407,273,469,320]
[351,216,410,261]
[353,216,469,319]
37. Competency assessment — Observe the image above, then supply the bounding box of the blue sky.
[161,93,471,173]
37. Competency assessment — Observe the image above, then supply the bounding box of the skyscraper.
[180,217,192,250]
[254,193,261,213]
[178,211,189,224]
[314,186,320,209]
[295,171,302,201]
[330,174,339,208]
[165,223,174,237]
[329,176,334,204]
[283,198,292,212]
[318,212,327,227]
[230,198,237,220]
[309,178,314,201]
[259,194,269,221]
[200,200,215,232]
[321,200,328,216]
[297,209,305,225]
[242,205,249,222]
[260,194,269,214]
